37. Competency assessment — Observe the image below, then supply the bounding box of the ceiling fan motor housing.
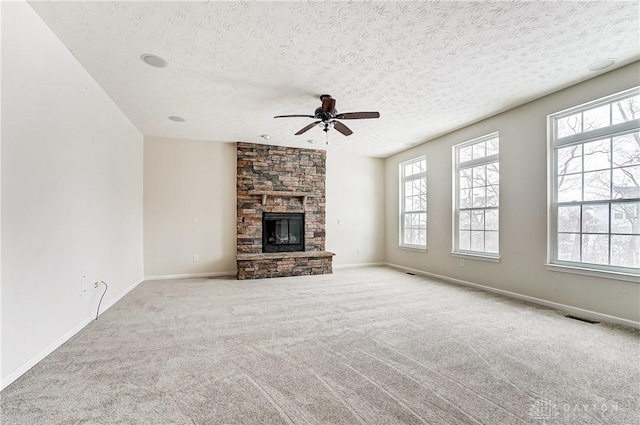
[315,107,336,121]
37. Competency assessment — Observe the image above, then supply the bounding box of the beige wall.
[385,62,640,324]
[326,152,385,266]
[143,139,386,276]
[143,137,237,277]
[2,1,144,388]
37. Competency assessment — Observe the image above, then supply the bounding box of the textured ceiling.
[29,1,639,158]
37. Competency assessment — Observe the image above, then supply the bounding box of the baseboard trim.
[384,263,640,330]
[144,271,236,281]
[1,277,144,391]
[333,262,385,270]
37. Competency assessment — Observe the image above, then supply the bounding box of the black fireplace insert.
[262,212,305,253]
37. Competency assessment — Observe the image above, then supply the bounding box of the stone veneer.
[236,142,334,279]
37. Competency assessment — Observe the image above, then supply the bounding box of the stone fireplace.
[236,142,334,280]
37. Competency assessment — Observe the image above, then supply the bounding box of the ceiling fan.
[274,94,380,136]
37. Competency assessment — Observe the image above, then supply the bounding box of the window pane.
[583,170,611,201]
[459,169,472,189]
[412,229,420,245]
[557,145,582,175]
[486,138,499,156]
[485,185,499,207]
[583,104,611,132]
[459,230,470,250]
[557,113,582,138]
[472,165,486,187]
[418,212,426,227]
[558,233,580,262]
[417,229,426,246]
[582,234,609,265]
[582,204,609,234]
[470,231,484,251]
[472,187,486,208]
[611,235,640,268]
[611,202,640,234]
[460,189,471,208]
[583,139,610,171]
[612,166,640,199]
[472,142,486,160]
[404,214,412,229]
[404,229,412,245]
[487,163,499,185]
[557,174,582,202]
[459,210,471,230]
[459,146,473,163]
[404,181,413,197]
[485,209,499,231]
[612,96,640,124]
[485,231,499,253]
[558,205,580,233]
[612,133,640,168]
[471,210,484,230]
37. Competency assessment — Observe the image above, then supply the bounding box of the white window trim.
[547,86,640,281]
[452,132,500,260]
[399,156,427,250]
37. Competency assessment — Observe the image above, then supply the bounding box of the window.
[549,87,640,278]
[453,133,500,259]
[400,156,427,249]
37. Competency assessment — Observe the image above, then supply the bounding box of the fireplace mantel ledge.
[247,190,318,205]
[237,251,335,261]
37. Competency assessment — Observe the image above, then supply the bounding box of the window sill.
[451,252,500,263]
[399,245,427,253]
[545,263,640,283]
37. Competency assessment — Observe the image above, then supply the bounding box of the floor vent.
[566,315,599,324]
[406,272,415,276]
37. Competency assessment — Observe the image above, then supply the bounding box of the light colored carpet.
[1,266,638,424]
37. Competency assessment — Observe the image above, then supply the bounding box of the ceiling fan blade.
[336,112,380,120]
[333,121,353,136]
[295,121,321,135]
[274,114,316,118]
[321,96,336,114]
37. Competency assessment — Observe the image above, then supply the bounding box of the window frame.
[452,132,500,261]
[547,87,640,282]
[399,155,427,250]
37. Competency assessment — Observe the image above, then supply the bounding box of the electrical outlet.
[193,255,199,262]
[356,249,361,255]
[79,272,88,298]
[193,216,199,224]
[460,259,465,267]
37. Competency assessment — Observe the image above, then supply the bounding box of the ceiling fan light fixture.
[587,58,616,72]
[140,53,167,68]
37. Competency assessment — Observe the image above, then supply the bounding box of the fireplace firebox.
[262,212,304,253]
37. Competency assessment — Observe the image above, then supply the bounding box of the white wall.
[326,152,385,266]
[385,62,640,324]
[143,137,237,277]
[1,1,144,388]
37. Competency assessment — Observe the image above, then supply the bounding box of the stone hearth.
[236,142,334,280]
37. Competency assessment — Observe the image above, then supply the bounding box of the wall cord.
[95,281,108,321]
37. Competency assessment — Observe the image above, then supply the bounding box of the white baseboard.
[1,277,145,391]
[333,262,385,270]
[384,263,640,330]
[144,271,236,281]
